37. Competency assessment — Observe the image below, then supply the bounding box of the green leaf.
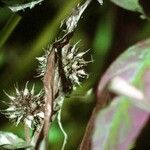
[110,0,145,17]
[0,131,31,149]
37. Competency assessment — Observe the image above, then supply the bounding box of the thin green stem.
[0,13,21,49]
[58,109,68,150]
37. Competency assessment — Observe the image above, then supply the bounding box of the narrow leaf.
[1,0,44,12]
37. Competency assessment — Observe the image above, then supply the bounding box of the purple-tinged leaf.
[92,97,149,150]
[109,77,150,112]
[80,39,150,150]
[97,39,150,97]
[92,39,150,150]
[143,69,150,98]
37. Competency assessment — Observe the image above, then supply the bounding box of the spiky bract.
[61,42,90,86]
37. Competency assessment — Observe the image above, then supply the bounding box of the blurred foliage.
[0,0,150,149]
[93,39,150,150]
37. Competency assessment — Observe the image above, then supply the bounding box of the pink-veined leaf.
[92,39,150,150]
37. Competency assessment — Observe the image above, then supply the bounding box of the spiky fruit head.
[2,82,44,129]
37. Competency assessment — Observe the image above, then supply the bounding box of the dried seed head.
[36,42,91,93]
[2,82,44,129]
[61,42,91,87]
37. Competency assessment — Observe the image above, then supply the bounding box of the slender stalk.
[0,13,21,49]
[58,109,67,150]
